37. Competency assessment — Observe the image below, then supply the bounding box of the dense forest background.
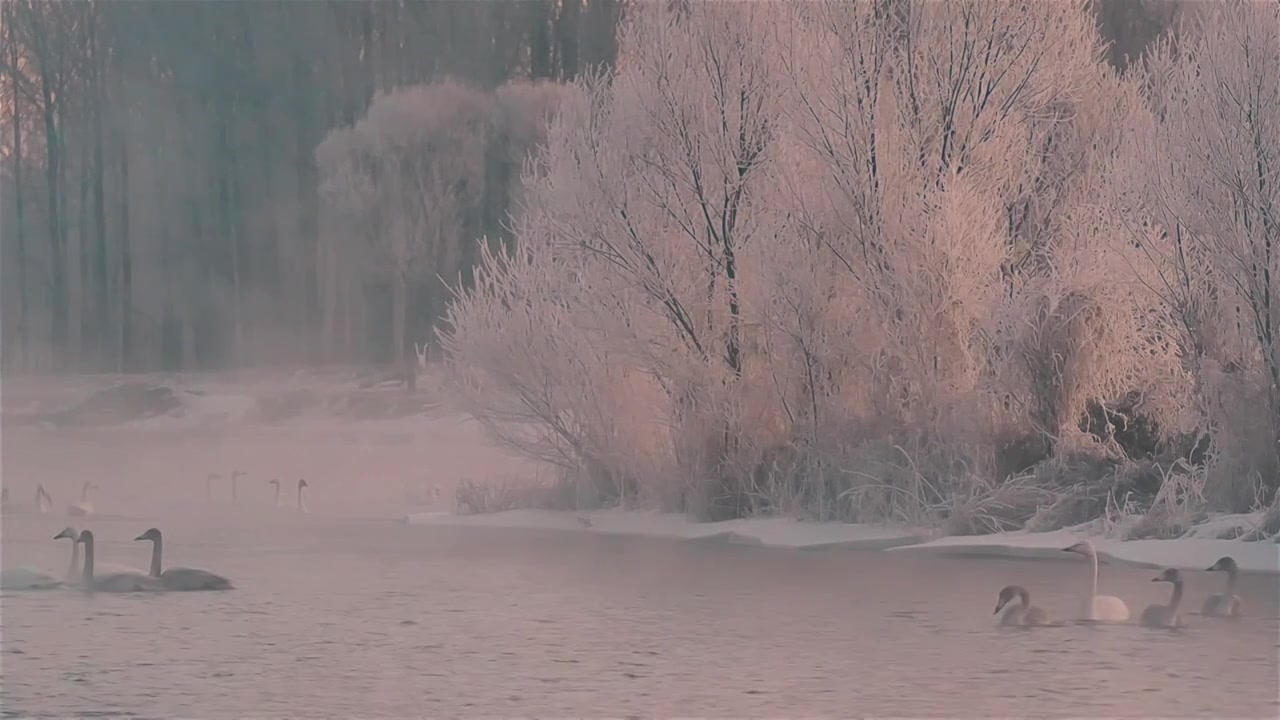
[0,0,1178,374]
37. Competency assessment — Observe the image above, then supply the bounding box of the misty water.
[4,512,1278,717]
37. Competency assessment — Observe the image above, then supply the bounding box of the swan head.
[993,585,1028,614]
[1207,556,1237,572]
[232,469,246,479]
[1152,568,1182,584]
[76,529,95,544]
[135,527,162,543]
[1062,541,1095,557]
[268,479,280,487]
[208,472,221,480]
[53,527,79,541]
[298,479,309,489]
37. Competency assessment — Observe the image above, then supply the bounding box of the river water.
[3,508,1277,718]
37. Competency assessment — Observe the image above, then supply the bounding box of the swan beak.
[134,533,146,541]
[992,603,1003,615]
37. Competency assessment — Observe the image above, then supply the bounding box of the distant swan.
[1203,556,1243,618]
[231,469,246,505]
[135,528,232,591]
[269,479,282,506]
[1062,540,1130,622]
[1141,568,1185,628]
[54,527,147,581]
[75,529,165,592]
[205,472,220,501]
[993,584,1049,626]
[1,484,53,515]
[297,478,309,513]
[66,481,98,517]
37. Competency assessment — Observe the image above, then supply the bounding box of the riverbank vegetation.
[441,1,1280,532]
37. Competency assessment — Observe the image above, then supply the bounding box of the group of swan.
[994,539,1244,628]
[209,471,309,512]
[0,527,232,593]
[1,484,55,515]
[2,481,97,517]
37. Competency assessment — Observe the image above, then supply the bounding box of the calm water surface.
[3,511,1278,717]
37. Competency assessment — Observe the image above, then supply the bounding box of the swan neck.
[68,539,81,579]
[149,536,163,577]
[1017,587,1030,608]
[1226,567,1238,592]
[1169,579,1184,611]
[82,537,94,581]
[1088,548,1099,597]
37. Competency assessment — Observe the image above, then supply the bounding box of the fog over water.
[3,419,1277,717]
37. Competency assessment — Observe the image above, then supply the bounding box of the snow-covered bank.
[405,509,1280,574]
[404,509,927,550]
[886,526,1280,574]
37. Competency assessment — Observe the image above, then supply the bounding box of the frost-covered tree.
[317,81,491,368]
[1122,0,1280,502]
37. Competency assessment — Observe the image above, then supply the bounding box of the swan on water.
[993,584,1049,626]
[1,485,53,515]
[66,481,98,517]
[0,567,62,590]
[269,479,282,506]
[1141,568,1185,628]
[0,525,63,590]
[135,528,233,591]
[1202,556,1243,618]
[297,478,309,513]
[74,529,165,592]
[231,469,246,505]
[1062,540,1130,622]
[54,527,148,581]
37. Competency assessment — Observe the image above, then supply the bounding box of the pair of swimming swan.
[1,484,54,515]
[50,527,231,592]
[994,540,1244,628]
[208,472,309,512]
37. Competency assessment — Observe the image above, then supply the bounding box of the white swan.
[269,479,282,506]
[297,478,310,513]
[1062,540,1130,622]
[75,529,165,593]
[54,527,148,582]
[66,481,98,517]
[1203,556,1243,618]
[993,584,1050,626]
[1141,568,1185,628]
[135,528,233,591]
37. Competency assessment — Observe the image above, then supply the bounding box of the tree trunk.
[391,268,407,371]
[91,13,109,373]
[7,5,29,368]
[119,132,132,371]
[39,66,67,366]
[78,139,91,367]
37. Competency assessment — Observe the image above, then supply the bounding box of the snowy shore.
[405,508,1280,574]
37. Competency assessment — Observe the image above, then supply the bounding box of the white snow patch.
[888,525,1280,574]
[405,509,927,550]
